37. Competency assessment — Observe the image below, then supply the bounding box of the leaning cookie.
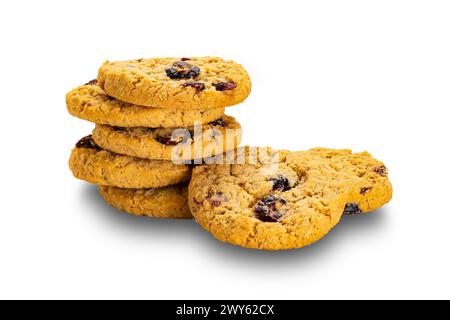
[188,147,392,250]
[69,135,190,188]
[97,57,251,109]
[66,82,225,128]
[302,148,393,215]
[99,184,191,219]
[92,115,242,161]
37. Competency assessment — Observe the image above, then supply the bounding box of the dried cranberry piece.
[183,82,205,92]
[84,79,97,85]
[166,61,200,79]
[209,118,226,127]
[343,203,362,215]
[75,135,101,151]
[156,135,179,146]
[374,165,388,177]
[156,129,192,146]
[255,195,287,222]
[212,82,237,91]
[360,187,372,194]
[111,126,127,133]
[269,176,291,192]
[207,191,226,207]
[180,57,191,61]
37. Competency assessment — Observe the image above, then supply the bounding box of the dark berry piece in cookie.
[111,126,127,133]
[207,191,227,207]
[360,187,373,194]
[183,82,205,92]
[180,57,191,61]
[343,203,362,215]
[84,79,97,85]
[269,176,291,192]
[156,129,193,146]
[156,135,179,146]
[374,165,388,177]
[166,61,200,79]
[213,82,237,91]
[255,195,287,222]
[209,118,226,127]
[75,135,102,151]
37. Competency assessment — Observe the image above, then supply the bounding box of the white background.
[1,0,449,300]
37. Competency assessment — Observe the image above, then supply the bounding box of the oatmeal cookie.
[69,135,190,188]
[97,57,251,109]
[188,147,392,250]
[66,82,225,127]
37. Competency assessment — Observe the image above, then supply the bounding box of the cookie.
[92,115,242,161]
[69,135,190,188]
[99,184,191,219]
[97,57,251,109]
[66,82,225,128]
[188,147,393,250]
[304,148,392,215]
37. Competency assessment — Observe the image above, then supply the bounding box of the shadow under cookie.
[78,184,389,268]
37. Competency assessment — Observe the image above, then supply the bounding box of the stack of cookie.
[67,57,251,219]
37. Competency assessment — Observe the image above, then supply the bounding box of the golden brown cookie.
[92,115,242,161]
[304,148,393,215]
[69,135,190,188]
[66,82,225,127]
[188,147,393,250]
[99,184,191,219]
[97,57,251,109]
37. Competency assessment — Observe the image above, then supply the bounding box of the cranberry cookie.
[69,135,190,188]
[92,115,242,161]
[66,81,225,127]
[99,183,191,219]
[97,57,251,109]
[188,147,393,250]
